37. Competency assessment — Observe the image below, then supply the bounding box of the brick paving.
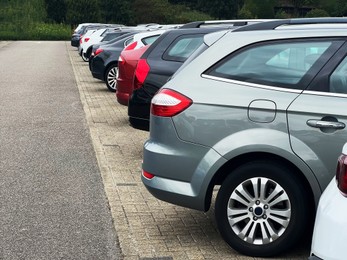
[66,42,309,260]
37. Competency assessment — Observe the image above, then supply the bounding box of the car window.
[163,34,204,62]
[206,40,333,90]
[330,56,347,94]
[124,37,134,46]
[141,35,160,45]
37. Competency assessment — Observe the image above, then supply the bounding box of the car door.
[287,40,347,191]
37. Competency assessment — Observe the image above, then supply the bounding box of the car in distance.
[309,143,347,260]
[141,18,347,257]
[90,30,167,92]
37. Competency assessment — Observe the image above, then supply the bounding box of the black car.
[89,30,165,92]
[127,27,234,130]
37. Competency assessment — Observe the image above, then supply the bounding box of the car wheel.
[82,52,89,62]
[215,160,310,257]
[105,65,118,92]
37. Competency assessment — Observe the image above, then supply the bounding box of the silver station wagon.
[141,19,347,257]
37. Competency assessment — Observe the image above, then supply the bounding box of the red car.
[116,44,150,106]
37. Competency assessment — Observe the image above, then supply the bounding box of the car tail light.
[84,37,90,42]
[133,59,150,90]
[80,38,82,44]
[336,154,347,196]
[151,89,192,117]
[124,41,137,51]
[95,48,103,56]
[142,170,155,179]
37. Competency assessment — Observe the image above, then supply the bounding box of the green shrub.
[0,23,71,40]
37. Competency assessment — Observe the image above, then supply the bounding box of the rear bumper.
[128,88,151,129]
[116,79,132,106]
[90,57,106,81]
[142,116,226,211]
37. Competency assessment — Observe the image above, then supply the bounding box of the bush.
[305,9,330,18]
[0,22,71,40]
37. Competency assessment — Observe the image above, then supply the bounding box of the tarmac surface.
[66,42,310,260]
[0,41,121,259]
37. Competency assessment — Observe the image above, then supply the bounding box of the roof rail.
[180,19,273,29]
[233,17,347,32]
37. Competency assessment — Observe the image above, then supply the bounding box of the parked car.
[116,44,151,105]
[71,23,103,47]
[90,30,167,92]
[88,31,142,68]
[309,143,347,260]
[81,26,134,62]
[141,18,347,257]
[127,26,234,130]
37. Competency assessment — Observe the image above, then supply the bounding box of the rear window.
[102,32,126,42]
[141,35,160,45]
[163,34,204,62]
[205,40,335,90]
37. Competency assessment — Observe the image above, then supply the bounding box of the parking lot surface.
[67,42,309,260]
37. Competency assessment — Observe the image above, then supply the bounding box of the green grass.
[0,22,71,40]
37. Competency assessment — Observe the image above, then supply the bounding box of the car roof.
[234,17,347,32]
[181,19,274,29]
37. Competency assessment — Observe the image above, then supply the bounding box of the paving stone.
[67,42,309,260]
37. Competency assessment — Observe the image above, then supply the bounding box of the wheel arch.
[86,46,93,57]
[204,152,317,216]
[104,61,118,81]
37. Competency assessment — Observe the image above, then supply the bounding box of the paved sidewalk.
[66,42,309,260]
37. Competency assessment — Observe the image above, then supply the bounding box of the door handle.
[307,119,346,129]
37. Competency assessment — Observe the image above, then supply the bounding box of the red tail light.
[151,89,192,117]
[142,170,155,179]
[336,154,347,196]
[133,59,150,90]
[84,37,90,42]
[95,48,103,56]
[79,38,82,44]
[124,41,137,51]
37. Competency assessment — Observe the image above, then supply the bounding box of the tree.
[197,0,244,19]
[305,8,330,17]
[45,0,66,23]
[65,0,101,26]
[132,0,174,24]
[240,0,275,18]
[99,0,133,25]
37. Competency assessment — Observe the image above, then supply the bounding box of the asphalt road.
[0,41,121,259]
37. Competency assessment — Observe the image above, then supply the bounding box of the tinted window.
[142,35,160,45]
[124,37,134,46]
[206,40,333,90]
[102,32,126,42]
[163,35,204,62]
[330,56,347,94]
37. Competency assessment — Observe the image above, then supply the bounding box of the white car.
[123,29,168,50]
[309,143,347,260]
[80,27,118,62]
[78,29,98,56]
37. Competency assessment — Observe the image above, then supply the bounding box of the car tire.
[105,65,118,92]
[82,52,89,62]
[215,160,310,257]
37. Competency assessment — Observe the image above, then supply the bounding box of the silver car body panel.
[143,28,347,210]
